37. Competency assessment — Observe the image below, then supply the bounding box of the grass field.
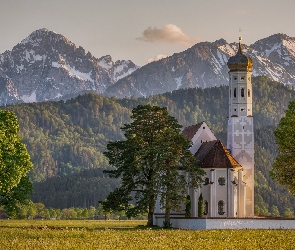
[1,220,295,249]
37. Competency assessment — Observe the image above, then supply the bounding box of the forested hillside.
[3,76,295,214]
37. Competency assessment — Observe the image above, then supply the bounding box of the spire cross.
[239,28,242,42]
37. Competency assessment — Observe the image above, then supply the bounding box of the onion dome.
[227,38,253,72]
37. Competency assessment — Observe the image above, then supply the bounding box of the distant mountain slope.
[4,76,295,212]
[105,34,295,98]
[0,28,139,105]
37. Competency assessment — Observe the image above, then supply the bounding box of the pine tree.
[198,193,204,217]
[103,105,204,226]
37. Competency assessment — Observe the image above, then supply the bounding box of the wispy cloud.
[137,24,201,46]
[147,54,168,63]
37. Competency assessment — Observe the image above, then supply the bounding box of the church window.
[241,88,245,97]
[241,76,245,80]
[234,88,236,98]
[218,177,226,186]
[204,201,209,215]
[241,108,245,112]
[218,200,225,215]
[203,127,205,129]
[204,177,209,185]
[234,108,237,111]
[234,77,237,81]
[248,89,250,97]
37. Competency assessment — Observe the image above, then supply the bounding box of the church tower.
[227,37,254,217]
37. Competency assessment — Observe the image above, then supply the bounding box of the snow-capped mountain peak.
[0,28,139,105]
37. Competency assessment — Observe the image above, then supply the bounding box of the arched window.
[204,177,209,185]
[218,200,225,215]
[218,177,226,186]
[234,88,236,98]
[241,88,244,97]
[248,89,250,97]
[204,201,209,215]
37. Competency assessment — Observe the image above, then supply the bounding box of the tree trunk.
[147,211,154,226]
[164,208,171,228]
[147,194,155,226]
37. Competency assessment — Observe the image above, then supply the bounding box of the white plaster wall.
[214,169,228,217]
[190,122,216,155]
[155,217,295,229]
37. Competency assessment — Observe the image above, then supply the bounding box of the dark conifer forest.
[3,76,295,215]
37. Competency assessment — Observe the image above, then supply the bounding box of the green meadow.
[1,220,295,249]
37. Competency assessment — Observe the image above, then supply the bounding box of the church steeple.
[227,38,253,72]
[227,36,254,218]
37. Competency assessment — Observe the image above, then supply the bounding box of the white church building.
[155,37,255,218]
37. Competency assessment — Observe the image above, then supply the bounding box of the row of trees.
[7,202,147,220]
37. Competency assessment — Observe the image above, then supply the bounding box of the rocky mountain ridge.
[0,28,139,105]
[1,30,295,104]
[105,33,295,98]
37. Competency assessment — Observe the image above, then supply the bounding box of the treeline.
[2,76,295,215]
[6,202,147,220]
[31,169,121,208]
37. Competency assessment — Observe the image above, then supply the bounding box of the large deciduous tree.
[0,110,33,214]
[271,100,295,195]
[103,105,204,226]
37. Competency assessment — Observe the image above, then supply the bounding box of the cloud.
[137,24,201,46]
[147,54,168,63]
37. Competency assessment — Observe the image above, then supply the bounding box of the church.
[155,37,255,218]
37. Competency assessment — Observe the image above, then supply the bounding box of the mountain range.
[0,28,138,105]
[1,29,295,104]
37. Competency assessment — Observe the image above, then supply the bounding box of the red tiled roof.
[182,122,204,140]
[195,140,242,169]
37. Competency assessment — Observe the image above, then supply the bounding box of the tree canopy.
[271,100,295,195]
[0,110,33,214]
[103,105,204,226]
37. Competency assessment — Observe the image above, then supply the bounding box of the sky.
[1,0,295,66]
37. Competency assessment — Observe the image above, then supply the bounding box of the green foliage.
[4,94,130,182]
[270,205,280,217]
[254,194,270,216]
[103,105,204,226]
[198,193,204,217]
[0,110,33,214]
[185,195,191,217]
[283,208,294,218]
[31,169,120,209]
[271,99,295,195]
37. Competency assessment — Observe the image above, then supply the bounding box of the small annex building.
[183,122,246,218]
[154,121,247,218]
